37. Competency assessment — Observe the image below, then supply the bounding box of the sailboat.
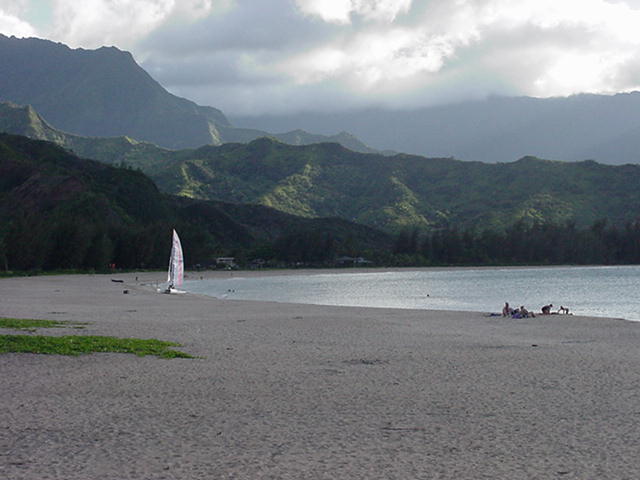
[165,229,185,294]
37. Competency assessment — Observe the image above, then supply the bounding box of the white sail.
[167,229,184,288]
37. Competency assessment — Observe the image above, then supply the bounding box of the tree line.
[3,216,640,273]
[393,219,640,266]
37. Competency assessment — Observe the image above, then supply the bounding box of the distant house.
[336,256,372,266]
[215,257,237,269]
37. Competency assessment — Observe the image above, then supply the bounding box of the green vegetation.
[30,132,635,235]
[4,106,640,270]
[140,141,640,234]
[0,316,193,358]
[0,317,87,331]
[0,334,193,358]
[5,102,640,237]
[0,133,391,272]
[2,130,640,270]
[393,219,640,266]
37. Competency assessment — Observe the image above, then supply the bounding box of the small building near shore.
[336,256,372,266]
[215,257,237,269]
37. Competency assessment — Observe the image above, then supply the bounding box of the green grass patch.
[0,334,194,358]
[0,317,88,332]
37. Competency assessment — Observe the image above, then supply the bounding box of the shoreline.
[2,272,640,479]
[185,263,637,278]
[181,266,636,324]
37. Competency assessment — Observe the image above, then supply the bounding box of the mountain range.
[0,34,376,154]
[3,35,640,240]
[232,92,640,165]
[4,34,640,166]
[3,101,640,234]
[136,139,640,232]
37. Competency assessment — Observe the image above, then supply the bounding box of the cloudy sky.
[3,0,640,115]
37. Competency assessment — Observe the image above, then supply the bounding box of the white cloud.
[295,0,353,24]
[463,0,640,97]
[4,0,640,114]
[280,26,456,91]
[0,12,35,37]
[0,0,30,17]
[280,0,640,105]
[295,0,413,24]
[45,0,216,49]
[0,1,36,37]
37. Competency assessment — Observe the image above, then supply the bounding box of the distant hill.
[232,92,640,164]
[0,101,171,166]
[0,133,391,271]
[4,102,640,234]
[0,35,376,153]
[0,101,380,167]
[102,136,640,233]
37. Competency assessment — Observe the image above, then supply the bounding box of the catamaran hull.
[158,287,186,294]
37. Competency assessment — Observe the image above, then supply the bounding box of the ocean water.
[183,266,640,322]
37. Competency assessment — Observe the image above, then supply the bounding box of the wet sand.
[1,271,640,479]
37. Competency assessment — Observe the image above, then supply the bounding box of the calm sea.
[183,266,640,322]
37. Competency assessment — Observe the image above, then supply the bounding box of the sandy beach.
[1,271,640,479]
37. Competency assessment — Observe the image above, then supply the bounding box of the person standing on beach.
[502,302,512,317]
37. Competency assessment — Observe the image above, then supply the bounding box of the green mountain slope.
[4,102,639,234]
[137,138,640,233]
[0,35,376,153]
[0,133,391,271]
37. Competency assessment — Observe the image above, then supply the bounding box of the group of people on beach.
[540,304,571,315]
[502,302,535,318]
[502,302,571,318]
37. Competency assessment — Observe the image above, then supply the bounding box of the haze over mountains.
[3,34,640,165]
[232,92,640,165]
[0,34,375,154]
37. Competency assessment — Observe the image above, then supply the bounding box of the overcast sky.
[3,0,640,115]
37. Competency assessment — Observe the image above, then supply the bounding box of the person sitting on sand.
[502,302,513,317]
[541,304,553,315]
[520,306,535,318]
[558,306,570,314]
